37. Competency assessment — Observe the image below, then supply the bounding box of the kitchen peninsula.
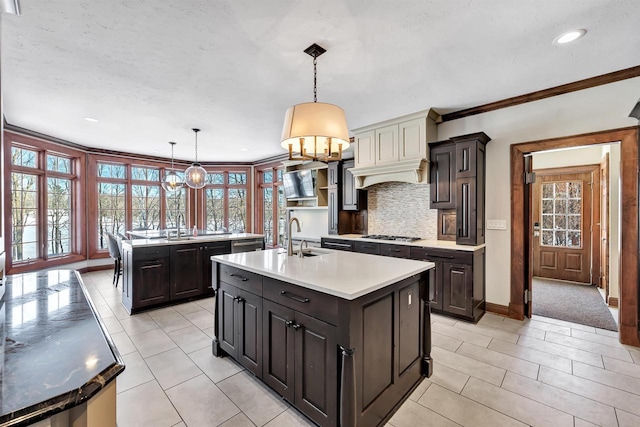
[120,233,263,313]
[211,248,435,427]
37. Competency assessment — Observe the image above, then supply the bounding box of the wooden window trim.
[4,131,86,274]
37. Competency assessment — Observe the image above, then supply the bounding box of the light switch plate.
[487,219,507,230]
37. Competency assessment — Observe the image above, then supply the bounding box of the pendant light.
[281,43,350,162]
[185,128,207,189]
[161,141,184,193]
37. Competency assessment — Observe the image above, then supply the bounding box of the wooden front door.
[532,168,595,283]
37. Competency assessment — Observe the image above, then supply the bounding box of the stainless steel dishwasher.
[231,238,265,253]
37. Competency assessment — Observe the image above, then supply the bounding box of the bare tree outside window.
[47,177,71,255]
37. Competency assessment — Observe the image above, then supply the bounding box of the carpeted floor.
[532,277,618,331]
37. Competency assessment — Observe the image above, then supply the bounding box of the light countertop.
[122,233,264,249]
[322,234,485,251]
[212,248,435,300]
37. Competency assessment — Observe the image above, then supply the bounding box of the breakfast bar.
[211,248,435,427]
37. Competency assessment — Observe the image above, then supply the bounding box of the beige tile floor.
[81,271,640,427]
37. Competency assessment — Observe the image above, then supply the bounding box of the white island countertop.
[122,233,264,249]
[212,248,435,300]
[323,234,485,251]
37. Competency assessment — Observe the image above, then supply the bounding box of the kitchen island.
[211,248,435,427]
[121,233,263,313]
[0,270,124,427]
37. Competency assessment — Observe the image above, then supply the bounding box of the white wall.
[532,145,603,169]
[437,76,640,306]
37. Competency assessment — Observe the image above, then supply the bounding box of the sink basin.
[284,248,330,257]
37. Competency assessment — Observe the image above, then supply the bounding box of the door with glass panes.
[532,168,594,284]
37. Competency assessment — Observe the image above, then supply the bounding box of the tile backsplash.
[366,182,438,239]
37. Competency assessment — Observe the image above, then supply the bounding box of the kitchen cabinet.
[320,238,354,251]
[451,133,489,246]
[262,299,337,426]
[217,281,263,376]
[211,259,432,427]
[429,132,490,246]
[327,161,368,235]
[375,124,399,164]
[121,237,255,313]
[353,110,437,169]
[171,244,202,299]
[429,141,456,209]
[380,243,410,259]
[354,240,380,255]
[341,159,367,211]
[354,130,375,167]
[410,246,484,322]
[125,246,171,309]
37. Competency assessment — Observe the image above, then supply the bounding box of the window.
[203,170,250,233]
[256,164,285,247]
[541,181,582,247]
[7,136,84,272]
[131,166,161,231]
[97,163,127,249]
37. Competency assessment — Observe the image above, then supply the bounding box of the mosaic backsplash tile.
[366,182,438,239]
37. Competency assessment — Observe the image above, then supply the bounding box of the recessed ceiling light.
[83,117,98,122]
[553,29,586,45]
[240,148,249,152]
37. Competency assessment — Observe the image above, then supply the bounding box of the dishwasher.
[231,238,265,253]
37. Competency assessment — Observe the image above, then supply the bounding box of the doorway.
[510,126,639,347]
[531,166,598,284]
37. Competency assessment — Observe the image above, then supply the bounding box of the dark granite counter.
[0,270,124,426]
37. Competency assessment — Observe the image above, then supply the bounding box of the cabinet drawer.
[410,247,473,265]
[321,238,354,251]
[354,241,381,255]
[380,243,410,258]
[133,246,170,261]
[263,277,338,326]
[219,265,263,295]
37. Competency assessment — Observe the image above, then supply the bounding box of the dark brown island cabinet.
[211,256,434,427]
[121,236,263,313]
[429,132,490,246]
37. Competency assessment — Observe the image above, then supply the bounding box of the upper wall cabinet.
[350,109,438,188]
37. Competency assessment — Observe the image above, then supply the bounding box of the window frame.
[4,131,86,274]
[255,161,285,248]
[198,166,252,234]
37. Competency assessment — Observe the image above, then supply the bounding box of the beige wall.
[437,76,640,306]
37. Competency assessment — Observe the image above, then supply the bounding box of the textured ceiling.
[2,1,639,162]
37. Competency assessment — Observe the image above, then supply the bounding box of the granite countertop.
[122,233,264,249]
[0,270,124,426]
[212,248,435,300]
[322,234,486,251]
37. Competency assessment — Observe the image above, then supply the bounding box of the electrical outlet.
[487,220,507,230]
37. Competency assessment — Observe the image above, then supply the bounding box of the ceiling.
[2,1,639,163]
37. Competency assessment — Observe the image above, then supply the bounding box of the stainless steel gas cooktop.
[360,235,422,242]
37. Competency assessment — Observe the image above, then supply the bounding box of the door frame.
[600,153,610,299]
[511,126,639,347]
[530,164,600,285]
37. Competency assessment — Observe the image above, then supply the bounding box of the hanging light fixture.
[281,43,350,162]
[185,128,207,189]
[161,141,184,193]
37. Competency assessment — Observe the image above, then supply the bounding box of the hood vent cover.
[350,158,428,189]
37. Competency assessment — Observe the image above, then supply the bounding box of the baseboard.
[486,302,510,317]
[608,296,619,308]
[77,264,113,274]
